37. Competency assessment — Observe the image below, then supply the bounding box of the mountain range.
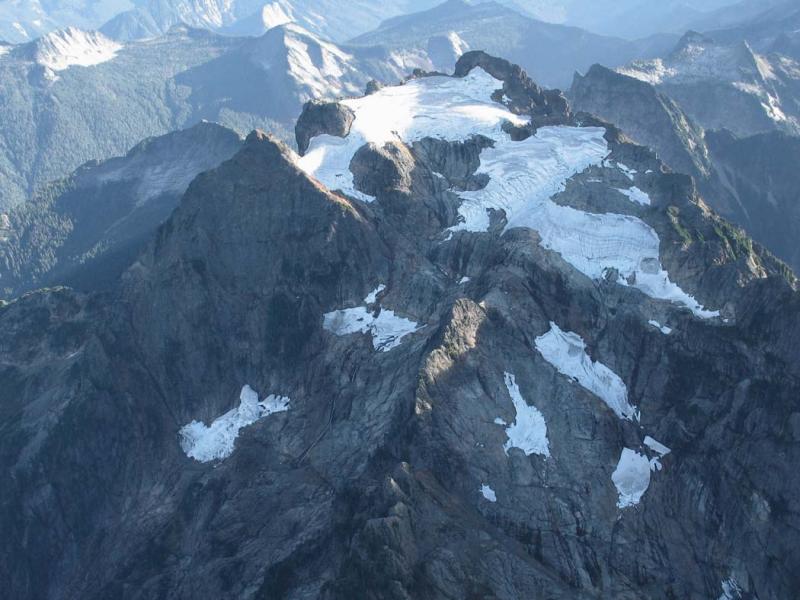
[0,22,427,209]
[2,51,799,599]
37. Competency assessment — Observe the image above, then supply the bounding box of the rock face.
[2,55,800,600]
[571,64,711,180]
[295,100,356,155]
[616,31,800,138]
[0,122,242,299]
[570,62,800,276]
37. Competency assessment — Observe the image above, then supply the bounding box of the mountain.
[103,0,439,42]
[0,122,241,299]
[694,0,800,56]
[617,31,800,137]
[570,63,800,275]
[2,51,799,599]
[0,0,132,43]
[349,0,678,89]
[0,24,424,210]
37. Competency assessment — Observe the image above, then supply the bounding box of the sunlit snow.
[501,372,550,457]
[535,322,637,421]
[34,28,122,72]
[612,448,651,508]
[180,385,290,462]
[323,286,421,352]
[297,67,717,318]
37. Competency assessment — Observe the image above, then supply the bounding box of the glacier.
[297,67,717,318]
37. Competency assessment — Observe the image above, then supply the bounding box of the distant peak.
[31,27,122,72]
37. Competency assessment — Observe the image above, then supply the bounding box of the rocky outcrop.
[570,64,711,179]
[455,50,571,126]
[295,100,356,155]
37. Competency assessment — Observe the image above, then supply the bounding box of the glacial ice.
[180,385,290,462]
[501,372,550,457]
[535,322,637,421]
[612,448,651,508]
[297,67,718,318]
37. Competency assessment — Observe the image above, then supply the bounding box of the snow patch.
[647,319,672,334]
[364,284,385,304]
[323,286,421,352]
[297,68,716,318]
[34,27,121,72]
[501,372,550,457]
[644,435,671,471]
[179,385,290,463]
[535,322,636,421]
[261,1,295,29]
[480,484,497,502]
[612,448,651,508]
[616,186,651,206]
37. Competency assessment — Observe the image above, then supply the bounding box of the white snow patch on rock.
[644,436,671,456]
[616,186,651,206]
[502,372,550,457]
[644,435,671,471]
[648,319,672,334]
[180,385,290,462]
[612,448,651,508]
[323,287,421,352]
[364,284,385,304]
[34,27,121,72]
[480,484,497,502]
[535,322,637,421]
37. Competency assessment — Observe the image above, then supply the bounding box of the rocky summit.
[2,51,800,600]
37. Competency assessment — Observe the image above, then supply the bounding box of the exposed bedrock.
[295,100,356,155]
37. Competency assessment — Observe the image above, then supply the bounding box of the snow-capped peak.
[248,23,361,100]
[260,1,296,30]
[32,27,122,72]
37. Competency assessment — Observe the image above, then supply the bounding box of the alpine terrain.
[1,50,799,600]
[0,23,426,209]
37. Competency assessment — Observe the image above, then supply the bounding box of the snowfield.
[298,68,717,318]
[501,372,550,457]
[535,322,637,421]
[612,448,652,508]
[180,385,290,462]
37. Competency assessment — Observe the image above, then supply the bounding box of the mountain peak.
[28,27,121,72]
